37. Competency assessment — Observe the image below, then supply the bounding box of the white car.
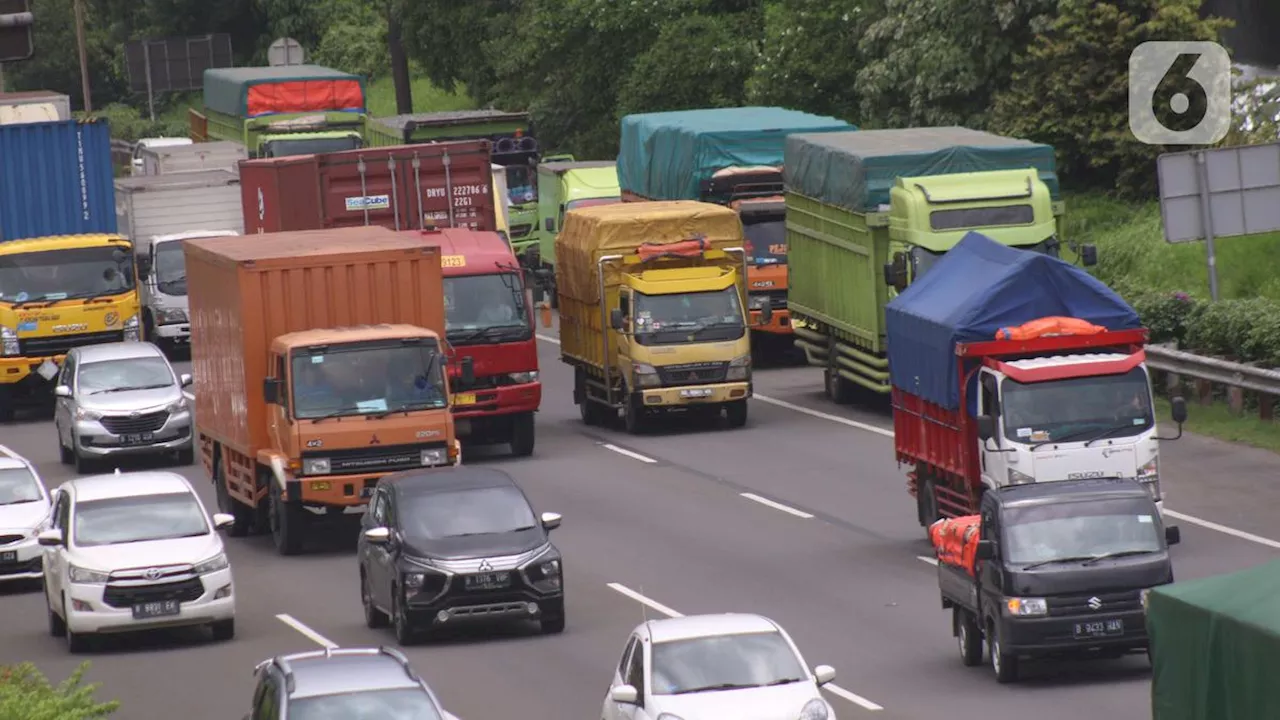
[39,470,237,652]
[602,613,838,720]
[0,445,52,583]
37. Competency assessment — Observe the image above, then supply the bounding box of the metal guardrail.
[1146,344,1280,420]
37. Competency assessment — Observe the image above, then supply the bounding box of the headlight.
[727,354,750,381]
[1007,468,1035,485]
[303,458,331,475]
[68,564,109,584]
[524,554,562,591]
[1140,588,1151,611]
[194,553,228,574]
[123,314,141,341]
[404,572,425,588]
[632,362,660,388]
[165,397,188,413]
[156,308,188,324]
[74,407,102,422]
[748,294,768,309]
[1005,597,1048,616]
[0,325,17,356]
[420,448,447,466]
[800,698,830,720]
[508,371,538,384]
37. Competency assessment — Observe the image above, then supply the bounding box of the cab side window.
[617,636,637,679]
[274,355,289,411]
[980,373,998,417]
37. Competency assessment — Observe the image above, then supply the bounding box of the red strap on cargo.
[637,236,708,262]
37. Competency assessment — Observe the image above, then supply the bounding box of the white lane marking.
[741,492,814,519]
[183,391,195,401]
[602,443,657,464]
[276,613,339,649]
[753,394,894,438]
[917,556,939,566]
[607,582,884,711]
[537,333,561,345]
[1163,509,1280,550]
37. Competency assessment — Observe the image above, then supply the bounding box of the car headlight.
[1007,468,1035,485]
[800,698,830,720]
[523,554,562,591]
[1005,597,1048,616]
[156,308,188,324]
[508,371,539,384]
[165,397,188,413]
[1140,588,1151,611]
[0,325,17,356]
[748,294,768,310]
[403,572,425,588]
[632,362,660,388]
[727,354,750,381]
[68,564,109,584]
[74,407,102,422]
[194,553,229,574]
[303,458,331,475]
[420,448,447,466]
[123,314,141,341]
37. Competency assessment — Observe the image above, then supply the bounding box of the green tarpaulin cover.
[783,127,1060,212]
[617,107,854,200]
[202,65,365,118]
[1148,560,1280,720]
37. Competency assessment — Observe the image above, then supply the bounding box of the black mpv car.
[357,466,565,643]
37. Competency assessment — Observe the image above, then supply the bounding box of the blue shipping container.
[885,232,1141,411]
[0,119,118,242]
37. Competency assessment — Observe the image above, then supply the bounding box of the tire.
[392,592,416,645]
[210,619,235,642]
[214,458,252,538]
[58,426,73,465]
[988,622,1019,683]
[73,442,97,475]
[724,400,748,428]
[956,609,983,666]
[269,481,306,556]
[0,387,14,424]
[48,597,66,637]
[918,477,940,536]
[509,412,535,457]
[175,447,195,466]
[575,369,599,426]
[540,598,566,634]
[623,393,643,434]
[824,368,856,405]
[362,570,388,629]
[64,597,89,653]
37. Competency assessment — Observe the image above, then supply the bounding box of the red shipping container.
[238,140,496,234]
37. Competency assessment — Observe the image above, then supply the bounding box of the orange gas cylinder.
[929,515,982,576]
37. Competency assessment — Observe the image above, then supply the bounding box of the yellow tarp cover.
[555,200,743,304]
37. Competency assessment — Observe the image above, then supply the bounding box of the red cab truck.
[884,232,1186,531]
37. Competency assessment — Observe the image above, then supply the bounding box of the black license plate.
[0,551,16,563]
[1074,618,1124,638]
[132,600,181,619]
[121,433,154,446]
[463,572,511,591]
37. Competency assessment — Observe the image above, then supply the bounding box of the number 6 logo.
[1128,41,1231,145]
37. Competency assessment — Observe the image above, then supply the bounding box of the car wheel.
[509,412,535,457]
[956,609,983,666]
[175,447,195,466]
[58,426,73,465]
[63,596,89,653]
[214,459,252,538]
[623,393,643,434]
[540,599,565,634]
[362,571,388,629]
[989,622,1019,683]
[73,442,96,475]
[724,400,748,428]
[392,591,416,645]
[47,596,66,637]
[210,619,235,642]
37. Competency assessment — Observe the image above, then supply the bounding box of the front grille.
[18,330,125,357]
[656,361,728,387]
[102,577,205,608]
[0,534,24,546]
[302,442,449,475]
[100,410,169,434]
[1047,589,1142,616]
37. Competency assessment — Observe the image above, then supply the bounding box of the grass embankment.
[1070,194,1280,455]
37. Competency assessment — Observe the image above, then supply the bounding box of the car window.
[54,492,70,531]
[0,466,43,505]
[253,676,279,720]
[58,355,75,386]
[77,356,174,394]
[398,487,537,540]
[626,640,646,693]
[618,636,638,678]
[368,492,384,525]
[648,631,807,696]
[72,491,209,547]
[287,688,443,720]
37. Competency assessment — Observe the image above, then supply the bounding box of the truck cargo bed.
[938,561,978,611]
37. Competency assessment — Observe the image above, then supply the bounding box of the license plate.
[454,393,476,406]
[463,572,510,591]
[0,551,16,563]
[132,600,181,619]
[1074,619,1124,638]
[121,433,154,445]
[680,388,712,398]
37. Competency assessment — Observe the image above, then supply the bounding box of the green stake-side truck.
[529,158,621,305]
[783,127,1098,401]
[188,65,367,159]
[366,110,541,259]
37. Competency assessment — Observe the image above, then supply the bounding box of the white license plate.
[1074,618,1123,638]
[680,388,712,398]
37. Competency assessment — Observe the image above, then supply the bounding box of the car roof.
[996,477,1151,508]
[384,466,519,498]
[0,445,35,472]
[63,471,193,502]
[276,650,425,699]
[74,341,166,364]
[641,613,783,644]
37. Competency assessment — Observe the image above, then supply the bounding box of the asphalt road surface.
[3,322,1279,720]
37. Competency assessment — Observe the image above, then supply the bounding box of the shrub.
[1133,291,1280,368]
[1131,290,1199,346]
[0,662,119,719]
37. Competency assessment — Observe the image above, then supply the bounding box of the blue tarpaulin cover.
[885,232,1141,411]
[617,107,854,200]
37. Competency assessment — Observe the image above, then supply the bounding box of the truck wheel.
[988,622,1019,683]
[214,459,252,538]
[824,368,856,405]
[918,478,941,533]
[575,369,599,426]
[623,393,644,434]
[510,412,535,457]
[268,481,306,556]
[724,400,748,428]
[956,609,983,666]
[0,388,14,423]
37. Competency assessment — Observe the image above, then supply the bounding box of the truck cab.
[938,478,1180,683]
[137,230,238,352]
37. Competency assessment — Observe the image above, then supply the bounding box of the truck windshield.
[742,217,786,266]
[152,242,186,296]
[911,238,1058,282]
[505,165,536,204]
[444,273,529,343]
[0,246,135,304]
[1002,498,1164,566]
[1001,367,1154,445]
[290,342,448,420]
[264,136,362,158]
[633,287,746,346]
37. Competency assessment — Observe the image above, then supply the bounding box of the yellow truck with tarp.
[555,201,770,433]
[0,234,142,420]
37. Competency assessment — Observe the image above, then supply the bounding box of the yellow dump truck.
[555,201,769,432]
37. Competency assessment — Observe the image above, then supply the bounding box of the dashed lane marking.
[276,613,339,649]
[741,492,814,519]
[602,443,657,464]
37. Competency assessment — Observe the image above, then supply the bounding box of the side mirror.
[813,664,836,686]
[1080,244,1098,267]
[882,262,894,288]
[460,356,475,386]
[609,685,638,705]
[363,527,391,545]
[540,511,562,531]
[1170,396,1187,425]
[976,415,995,441]
[180,373,193,387]
[37,529,63,547]
[975,539,995,561]
[262,378,281,405]
[211,513,235,531]
[1165,525,1181,546]
[544,217,555,232]
[137,256,151,279]
[885,252,910,291]
[54,385,72,398]
[609,308,624,331]
[758,304,773,325]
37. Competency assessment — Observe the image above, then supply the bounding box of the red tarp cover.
[930,515,982,576]
[245,80,365,116]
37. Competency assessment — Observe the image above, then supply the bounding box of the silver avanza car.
[53,342,194,473]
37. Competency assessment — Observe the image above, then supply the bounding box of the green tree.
[615,12,758,117]
[0,662,119,719]
[400,0,514,102]
[5,0,125,110]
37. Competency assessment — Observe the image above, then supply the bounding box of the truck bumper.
[292,461,458,507]
[640,381,751,408]
[151,321,190,344]
[451,381,541,419]
[0,356,61,399]
[1002,608,1149,655]
[750,307,792,335]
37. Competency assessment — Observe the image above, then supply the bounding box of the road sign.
[0,0,33,63]
[124,34,233,93]
[268,38,305,66]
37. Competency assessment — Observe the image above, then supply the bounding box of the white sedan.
[0,446,51,583]
[40,469,237,652]
[602,613,838,720]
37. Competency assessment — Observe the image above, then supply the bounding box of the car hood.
[0,500,51,532]
[70,533,223,572]
[403,528,546,561]
[650,682,827,720]
[78,387,181,413]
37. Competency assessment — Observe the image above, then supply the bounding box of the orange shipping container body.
[184,225,446,458]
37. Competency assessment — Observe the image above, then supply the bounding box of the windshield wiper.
[450,324,525,344]
[1020,555,1100,570]
[0,498,41,506]
[310,405,364,423]
[1081,549,1157,566]
[89,383,173,394]
[1083,424,1137,447]
[671,683,758,694]
[762,677,804,687]
[10,295,60,309]
[368,399,443,420]
[1031,426,1107,450]
[64,287,128,304]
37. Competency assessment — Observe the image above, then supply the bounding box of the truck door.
[616,288,636,385]
[978,494,1003,611]
[978,370,1008,491]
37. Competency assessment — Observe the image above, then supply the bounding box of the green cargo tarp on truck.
[366,110,531,146]
[617,107,853,200]
[1149,560,1280,720]
[202,65,366,117]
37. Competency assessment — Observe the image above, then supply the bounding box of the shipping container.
[115,170,245,241]
[239,140,495,234]
[0,119,117,242]
[185,225,446,458]
[134,140,247,176]
[0,91,72,125]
